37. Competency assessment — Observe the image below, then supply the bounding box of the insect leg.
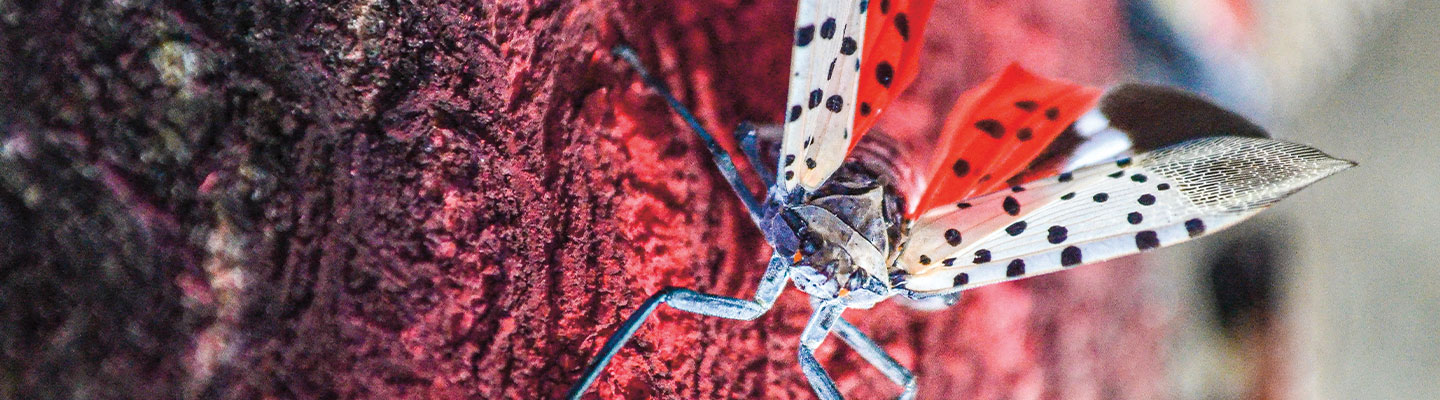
[834,318,917,400]
[566,253,791,400]
[612,45,765,223]
[797,300,848,400]
[733,121,775,188]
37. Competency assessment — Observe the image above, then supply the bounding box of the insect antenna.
[612,45,767,223]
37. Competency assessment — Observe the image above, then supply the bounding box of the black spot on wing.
[953,272,969,286]
[796,25,815,47]
[1047,225,1068,244]
[1006,259,1026,277]
[1061,246,1082,267]
[973,249,991,264]
[1185,218,1206,237]
[1136,231,1160,250]
[1002,196,1021,216]
[951,159,970,177]
[945,229,963,246]
[975,119,1005,138]
[894,13,910,40]
[1005,221,1026,236]
[819,18,837,39]
[825,95,844,112]
[875,62,894,88]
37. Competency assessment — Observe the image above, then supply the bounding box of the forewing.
[906,65,1103,216]
[897,137,1353,293]
[780,0,871,191]
[853,0,936,146]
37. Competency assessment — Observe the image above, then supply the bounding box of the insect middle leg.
[834,317,917,400]
[612,45,766,222]
[565,253,791,400]
[798,300,848,400]
[796,304,917,400]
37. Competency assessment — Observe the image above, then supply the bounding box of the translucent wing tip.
[1144,137,1355,212]
[1282,141,1357,178]
[1307,153,1357,190]
[1323,157,1358,175]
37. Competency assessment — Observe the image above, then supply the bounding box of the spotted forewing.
[777,0,1352,297]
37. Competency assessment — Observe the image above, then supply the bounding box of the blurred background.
[1129,0,1440,398]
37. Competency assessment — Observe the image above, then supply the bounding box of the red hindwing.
[908,64,1102,216]
[852,0,935,150]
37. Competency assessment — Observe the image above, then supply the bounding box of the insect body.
[570,1,1352,398]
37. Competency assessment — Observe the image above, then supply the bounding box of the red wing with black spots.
[907,64,1103,216]
[852,0,936,149]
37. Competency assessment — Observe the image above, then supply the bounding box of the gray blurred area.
[1281,2,1440,399]
[1154,1,1440,399]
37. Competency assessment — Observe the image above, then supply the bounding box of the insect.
[569,1,1353,398]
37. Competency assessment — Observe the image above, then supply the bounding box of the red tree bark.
[1,0,1169,398]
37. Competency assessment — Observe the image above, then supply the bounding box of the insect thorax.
[763,158,908,307]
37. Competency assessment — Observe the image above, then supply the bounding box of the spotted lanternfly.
[571,0,1353,398]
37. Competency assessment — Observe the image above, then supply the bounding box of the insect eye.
[801,235,823,256]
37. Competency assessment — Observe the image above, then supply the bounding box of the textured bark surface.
[0,0,1167,399]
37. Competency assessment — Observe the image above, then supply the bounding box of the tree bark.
[0,0,1169,398]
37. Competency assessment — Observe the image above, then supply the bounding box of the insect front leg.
[834,318,917,400]
[612,45,765,223]
[797,300,848,400]
[565,253,791,400]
